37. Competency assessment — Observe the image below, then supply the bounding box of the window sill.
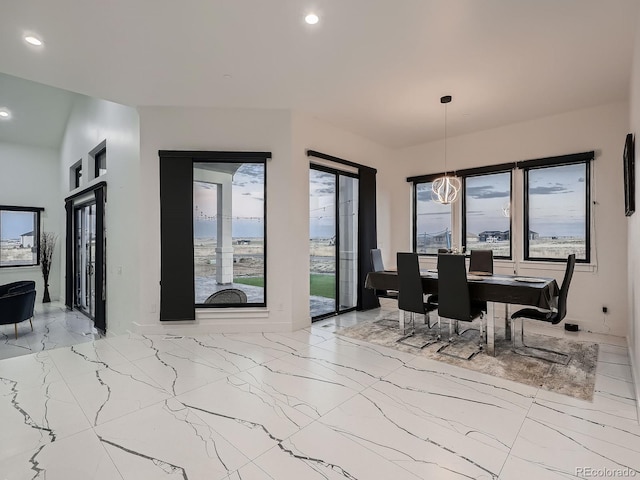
[0,265,40,270]
[419,257,596,273]
[518,260,596,273]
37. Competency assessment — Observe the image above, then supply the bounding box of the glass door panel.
[310,166,359,320]
[338,175,358,311]
[309,169,337,318]
[74,203,96,319]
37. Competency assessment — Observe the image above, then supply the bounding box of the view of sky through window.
[528,163,586,238]
[0,211,35,240]
[310,170,336,239]
[193,163,265,239]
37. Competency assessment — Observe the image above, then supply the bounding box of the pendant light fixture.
[432,95,461,204]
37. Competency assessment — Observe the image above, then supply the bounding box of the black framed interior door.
[65,182,106,332]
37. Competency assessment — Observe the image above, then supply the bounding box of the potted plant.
[40,232,57,303]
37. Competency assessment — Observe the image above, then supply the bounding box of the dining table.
[365,269,560,356]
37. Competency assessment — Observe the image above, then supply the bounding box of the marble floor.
[0,302,102,360]
[1,305,639,479]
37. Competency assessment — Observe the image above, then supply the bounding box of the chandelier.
[432,95,461,204]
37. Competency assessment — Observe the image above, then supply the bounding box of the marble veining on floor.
[0,303,102,360]
[1,308,639,479]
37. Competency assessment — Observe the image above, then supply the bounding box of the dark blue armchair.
[0,281,36,339]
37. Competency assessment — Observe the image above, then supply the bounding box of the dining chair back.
[554,253,576,324]
[396,252,439,348]
[437,253,473,321]
[397,252,426,315]
[370,248,398,300]
[469,249,493,274]
[436,253,486,359]
[370,248,385,272]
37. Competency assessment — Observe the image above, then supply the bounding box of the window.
[94,148,106,177]
[524,162,589,262]
[463,171,512,258]
[414,181,452,254]
[0,207,42,267]
[193,160,266,306]
[74,164,82,188]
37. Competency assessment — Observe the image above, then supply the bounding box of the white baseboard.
[132,320,294,335]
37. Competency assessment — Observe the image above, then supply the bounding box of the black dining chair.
[396,252,439,348]
[469,249,494,275]
[510,254,576,365]
[370,249,398,300]
[436,253,486,359]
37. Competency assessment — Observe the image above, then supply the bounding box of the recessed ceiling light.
[24,35,43,46]
[0,108,11,119]
[305,13,319,25]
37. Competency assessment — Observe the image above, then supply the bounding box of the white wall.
[396,102,630,336]
[627,8,640,412]
[59,96,140,335]
[0,141,61,300]
[292,112,398,260]
[135,108,393,333]
[137,107,300,333]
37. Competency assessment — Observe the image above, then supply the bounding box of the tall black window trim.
[0,206,44,268]
[523,161,591,263]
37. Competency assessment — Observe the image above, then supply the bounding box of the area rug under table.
[335,317,598,401]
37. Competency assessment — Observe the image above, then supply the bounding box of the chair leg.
[14,323,18,340]
[510,317,571,365]
[424,311,431,328]
[397,312,440,349]
[30,318,33,331]
[437,315,484,360]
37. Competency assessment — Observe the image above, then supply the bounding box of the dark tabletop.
[365,270,559,310]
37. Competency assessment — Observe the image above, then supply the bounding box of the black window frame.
[523,160,591,263]
[461,169,513,260]
[408,152,593,264]
[411,177,454,256]
[192,154,268,309]
[0,205,44,268]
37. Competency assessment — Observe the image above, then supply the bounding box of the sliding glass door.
[74,203,96,318]
[309,165,359,320]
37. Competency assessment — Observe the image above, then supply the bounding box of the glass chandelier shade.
[432,95,461,205]
[432,175,461,205]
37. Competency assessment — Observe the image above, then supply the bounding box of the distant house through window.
[463,171,512,258]
[0,206,43,267]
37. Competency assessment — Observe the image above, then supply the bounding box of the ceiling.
[0,0,638,149]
